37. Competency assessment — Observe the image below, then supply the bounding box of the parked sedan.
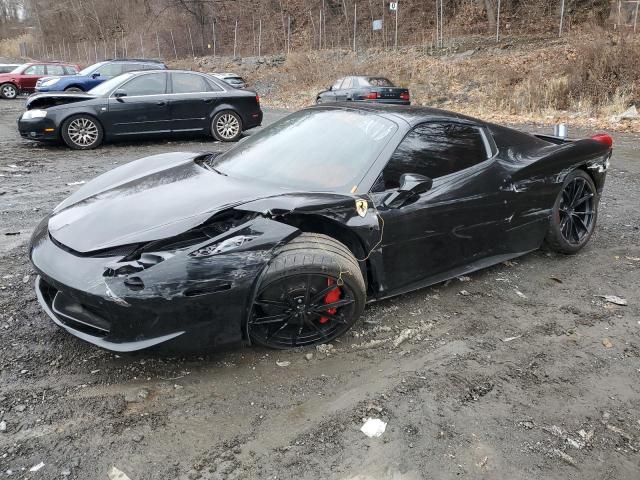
[0,62,79,99]
[18,69,263,149]
[29,104,611,352]
[211,72,246,89]
[316,76,410,105]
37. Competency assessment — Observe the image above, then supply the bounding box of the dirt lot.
[0,98,639,480]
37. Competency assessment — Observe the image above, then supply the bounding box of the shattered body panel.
[29,104,611,352]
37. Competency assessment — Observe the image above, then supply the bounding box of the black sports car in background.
[18,69,262,149]
[316,76,410,105]
[29,104,612,352]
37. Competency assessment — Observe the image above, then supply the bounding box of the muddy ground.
[0,98,639,480]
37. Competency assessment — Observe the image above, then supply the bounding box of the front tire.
[248,233,366,349]
[545,169,598,254]
[60,114,104,150]
[211,110,243,142]
[64,86,84,92]
[0,83,18,99]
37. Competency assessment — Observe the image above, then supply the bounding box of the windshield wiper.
[202,155,227,176]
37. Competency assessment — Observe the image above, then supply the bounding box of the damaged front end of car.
[30,208,300,352]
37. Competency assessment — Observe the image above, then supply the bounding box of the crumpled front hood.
[26,91,95,109]
[48,152,282,253]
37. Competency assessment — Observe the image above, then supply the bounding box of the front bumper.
[30,216,299,352]
[18,116,58,141]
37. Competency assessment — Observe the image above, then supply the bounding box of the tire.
[211,110,243,142]
[64,86,84,92]
[248,233,366,349]
[0,83,18,99]
[60,114,104,150]
[544,169,598,254]
[315,97,322,104]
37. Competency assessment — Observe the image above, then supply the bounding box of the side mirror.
[91,73,101,79]
[399,173,433,194]
[113,89,127,99]
[383,173,433,208]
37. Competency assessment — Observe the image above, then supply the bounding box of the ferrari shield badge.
[355,199,368,217]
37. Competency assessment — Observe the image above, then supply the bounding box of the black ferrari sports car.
[17,69,262,149]
[30,104,612,352]
[316,76,410,105]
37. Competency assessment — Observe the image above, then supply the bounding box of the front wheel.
[211,110,243,142]
[65,87,84,92]
[248,233,366,349]
[0,83,18,99]
[545,169,598,254]
[60,114,104,150]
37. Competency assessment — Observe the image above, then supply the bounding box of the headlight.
[41,78,60,87]
[22,109,47,120]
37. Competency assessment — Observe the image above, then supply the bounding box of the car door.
[20,64,46,92]
[105,72,171,136]
[169,72,218,133]
[322,78,344,103]
[334,77,353,101]
[370,121,511,293]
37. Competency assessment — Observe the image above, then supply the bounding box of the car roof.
[308,103,484,128]
[103,58,164,63]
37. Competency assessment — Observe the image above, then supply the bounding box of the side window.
[377,123,488,191]
[332,78,344,90]
[24,65,46,75]
[64,66,78,74]
[205,77,224,92]
[342,77,354,89]
[119,73,167,96]
[95,63,124,77]
[122,63,143,73]
[47,65,65,75]
[171,73,209,94]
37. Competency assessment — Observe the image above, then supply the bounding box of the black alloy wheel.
[248,233,366,349]
[545,170,598,254]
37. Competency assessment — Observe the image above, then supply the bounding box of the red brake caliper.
[319,278,341,324]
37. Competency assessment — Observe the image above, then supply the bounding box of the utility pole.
[233,20,238,57]
[394,1,399,49]
[496,0,501,42]
[353,3,357,51]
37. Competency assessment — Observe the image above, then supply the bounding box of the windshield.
[88,73,135,96]
[212,109,398,192]
[78,62,103,76]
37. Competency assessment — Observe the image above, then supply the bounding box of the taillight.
[591,133,613,148]
[255,94,260,103]
[366,92,378,100]
[400,91,410,101]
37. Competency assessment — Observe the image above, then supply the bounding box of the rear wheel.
[248,233,366,349]
[0,83,18,99]
[60,114,104,150]
[545,170,598,254]
[211,110,243,142]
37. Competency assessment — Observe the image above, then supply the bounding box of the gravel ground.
[0,98,639,480]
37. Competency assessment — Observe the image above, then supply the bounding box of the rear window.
[47,65,65,75]
[171,73,209,94]
[64,66,78,75]
[365,77,394,87]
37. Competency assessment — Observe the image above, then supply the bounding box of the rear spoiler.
[535,133,613,148]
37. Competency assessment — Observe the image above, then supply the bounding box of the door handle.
[156,100,167,106]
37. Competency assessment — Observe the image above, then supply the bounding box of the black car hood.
[48,152,298,253]
[48,152,358,254]
[26,92,96,109]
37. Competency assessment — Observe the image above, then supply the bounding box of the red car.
[0,62,79,99]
